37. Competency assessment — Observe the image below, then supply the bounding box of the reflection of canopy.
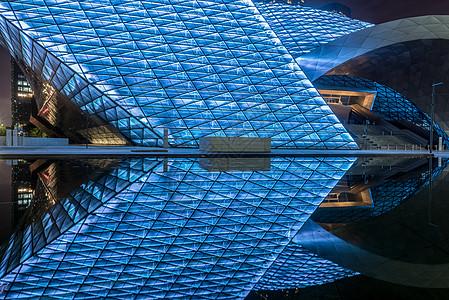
[296,219,449,288]
[298,16,449,135]
[298,162,449,289]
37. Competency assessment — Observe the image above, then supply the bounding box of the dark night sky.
[1,0,449,126]
[307,0,449,24]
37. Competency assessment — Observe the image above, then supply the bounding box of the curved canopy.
[298,15,449,82]
[298,15,449,134]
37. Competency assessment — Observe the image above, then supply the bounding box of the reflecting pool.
[0,156,448,299]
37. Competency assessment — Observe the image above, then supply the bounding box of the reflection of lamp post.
[428,157,438,227]
[84,110,89,149]
[430,82,443,154]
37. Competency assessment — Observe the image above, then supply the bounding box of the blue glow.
[0,157,355,299]
[0,0,361,149]
[255,242,357,290]
[255,2,372,58]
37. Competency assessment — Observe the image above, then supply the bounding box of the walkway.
[0,145,441,158]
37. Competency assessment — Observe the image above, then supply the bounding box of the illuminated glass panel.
[0,0,358,149]
[254,2,372,58]
[255,242,357,290]
[0,157,354,298]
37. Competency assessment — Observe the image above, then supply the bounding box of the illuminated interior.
[321,189,373,208]
[319,89,376,109]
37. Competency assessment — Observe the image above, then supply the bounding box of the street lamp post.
[430,82,443,154]
[363,119,369,150]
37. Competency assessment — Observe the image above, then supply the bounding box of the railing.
[155,127,444,151]
[358,143,446,151]
[339,120,366,125]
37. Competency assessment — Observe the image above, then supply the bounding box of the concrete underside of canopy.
[297,15,449,136]
[323,39,449,135]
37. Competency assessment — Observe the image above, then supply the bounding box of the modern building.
[10,60,34,133]
[0,0,445,150]
[0,0,371,149]
[1,0,449,298]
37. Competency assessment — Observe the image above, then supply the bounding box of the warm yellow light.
[17,92,33,98]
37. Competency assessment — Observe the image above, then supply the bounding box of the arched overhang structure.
[298,15,449,134]
[298,15,449,82]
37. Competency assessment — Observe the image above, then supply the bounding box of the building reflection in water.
[293,157,449,292]
[1,156,448,299]
[0,157,353,298]
[11,160,34,227]
[314,157,445,223]
[8,159,119,234]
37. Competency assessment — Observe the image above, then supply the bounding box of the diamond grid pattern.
[0,0,358,149]
[254,2,372,58]
[314,75,449,146]
[254,243,357,290]
[0,157,355,299]
[0,159,158,279]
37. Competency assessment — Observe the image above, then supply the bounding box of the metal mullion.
[133,159,197,298]
[75,160,160,298]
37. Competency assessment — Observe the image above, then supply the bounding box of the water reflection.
[1,156,448,298]
[199,157,272,172]
[314,157,446,223]
[0,157,354,299]
[6,159,119,236]
[293,157,449,290]
[0,161,12,247]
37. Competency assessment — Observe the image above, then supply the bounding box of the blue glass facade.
[0,0,369,149]
[2,0,447,298]
[255,242,357,290]
[0,157,355,298]
[255,2,372,58]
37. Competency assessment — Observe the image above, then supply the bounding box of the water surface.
[0,156,447,299]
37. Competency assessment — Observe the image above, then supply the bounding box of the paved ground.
[0,145,442,158]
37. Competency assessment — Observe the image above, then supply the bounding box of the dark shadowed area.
[0,161,11,244]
